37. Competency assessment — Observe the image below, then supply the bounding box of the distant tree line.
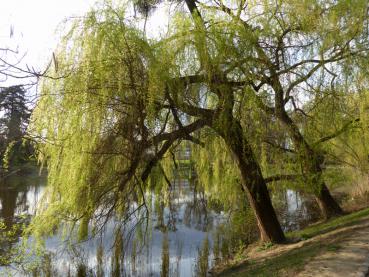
[0,85,33,172]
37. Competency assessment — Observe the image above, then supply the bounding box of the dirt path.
[296,226,369,277]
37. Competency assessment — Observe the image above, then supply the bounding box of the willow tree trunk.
[215,118,285,243]
[300,146,343,218]
[315,179,343,219]
[277,109,343,219]
[182,0,284,240]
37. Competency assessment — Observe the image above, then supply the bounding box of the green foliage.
[27,0,369,251]
[191,134,242,210]
[0,85,32,168]
[0,220,23,265]
[301,89,369,190]
[29,2,169,239]
[213,202,258,264]
[2,139,34,171]
[258,242,274,251]
[2,141,16,171]
[0,86,30,139]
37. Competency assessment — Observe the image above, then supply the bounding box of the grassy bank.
[216,207,369,277]
[288,207,369,240]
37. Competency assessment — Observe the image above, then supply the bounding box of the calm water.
[0,169,319,276]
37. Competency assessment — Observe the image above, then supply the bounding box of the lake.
[0,168,319,276]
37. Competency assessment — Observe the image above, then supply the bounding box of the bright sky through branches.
[1,1,97,58]
[0,0,170,86]
[0,0,98,83]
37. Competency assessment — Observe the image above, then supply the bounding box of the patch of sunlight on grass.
[220,207,369,277]
[223,244,323,277]
[287,207,369,240]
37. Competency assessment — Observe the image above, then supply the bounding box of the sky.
[0,0,171,87]
[0,0,98,85]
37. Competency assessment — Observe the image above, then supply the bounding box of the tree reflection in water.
[0,169,321,276]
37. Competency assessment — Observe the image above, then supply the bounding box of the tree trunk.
[314,182,343,219]
[215,118,285,243]
[301,154,343,219]
[277,110,343,218]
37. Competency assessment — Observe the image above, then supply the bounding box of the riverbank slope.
[216,207,369,277]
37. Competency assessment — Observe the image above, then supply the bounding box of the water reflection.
[0,173,43,228]
[0,170,45,267]
[160,232,169,277]
[273,189,320,232]
[0,169,320,276]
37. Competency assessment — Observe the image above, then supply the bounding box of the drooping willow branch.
[264,174,302,184]
[313,118,360,146]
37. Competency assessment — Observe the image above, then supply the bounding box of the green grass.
[220,243,323,277]
[287,207,369,240]
[326,244,342,252]
[219,207,369,277]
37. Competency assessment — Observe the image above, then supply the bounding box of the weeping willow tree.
[237,0,369,218]
[28,4,205,240]
[141,0,369,240]
[30,0,286,244]
[29,0,369,247]
[158,0,369,220]
[300,85,369,195]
